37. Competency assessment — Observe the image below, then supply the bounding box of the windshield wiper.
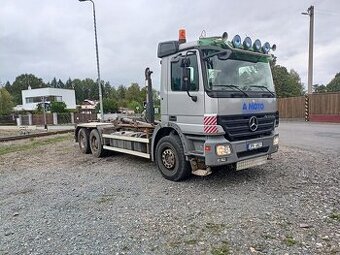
[249,85,275,97]
[215,84,249,97]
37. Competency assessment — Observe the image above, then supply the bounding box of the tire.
[155,135,191,181]
[78,128,90,154]
[89,129,106,157]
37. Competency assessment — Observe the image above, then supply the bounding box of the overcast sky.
[1,0,339,90]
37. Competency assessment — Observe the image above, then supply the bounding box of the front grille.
[218,112,278,141]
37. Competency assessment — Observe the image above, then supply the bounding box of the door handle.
[169,115,177,121]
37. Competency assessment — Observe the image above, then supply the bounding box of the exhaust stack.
[145,67,154,124]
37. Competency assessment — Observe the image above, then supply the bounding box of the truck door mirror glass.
[182,67,191,90]
[182,66,197,102]
[181,57,191,67]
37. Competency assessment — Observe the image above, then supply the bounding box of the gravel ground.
[0,134,339,255]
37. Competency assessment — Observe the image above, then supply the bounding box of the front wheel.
[89,129,106,157]
[155,135,191,181]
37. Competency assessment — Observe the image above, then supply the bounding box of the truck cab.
[153,31,279,179]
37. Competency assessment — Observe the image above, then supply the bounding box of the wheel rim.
[91,136,99,151]
[161,148,176,170]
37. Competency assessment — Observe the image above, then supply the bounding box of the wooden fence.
[277,96,305,119]
[278,92,340,122]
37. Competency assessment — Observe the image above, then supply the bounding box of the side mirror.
[181,57,191,67]
[182,67,191,91]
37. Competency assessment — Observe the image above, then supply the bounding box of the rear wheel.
[89,129,106,157]
[155,135,191,181]
[78,128,90,154]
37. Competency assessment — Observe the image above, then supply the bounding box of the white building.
[22,87,76,111]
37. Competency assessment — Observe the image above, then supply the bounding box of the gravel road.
[0,134,339,254]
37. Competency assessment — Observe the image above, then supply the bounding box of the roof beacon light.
[262,42,271,54]
[243,37,252,49]
[179,28,186,44]
[222,32,228,43]
[271,44,277,51]
[232,35,242,48]
[253,39,261,52]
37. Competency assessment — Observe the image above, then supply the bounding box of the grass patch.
[329,212,340,222]
[211,241,230,255]
[0,134,71,156]
[283,235,298,246]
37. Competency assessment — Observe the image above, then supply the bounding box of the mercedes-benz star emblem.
[249,116,258,132]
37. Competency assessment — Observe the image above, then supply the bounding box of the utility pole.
[79,0,104,121]
[302,5,314,94]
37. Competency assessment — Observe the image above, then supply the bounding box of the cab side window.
[171,55,199,91]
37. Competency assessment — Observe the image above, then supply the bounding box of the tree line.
[1,74,158,114]
[1,61,340,115]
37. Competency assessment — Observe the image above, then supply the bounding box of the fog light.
[273,136,279,145]
[216,144,231,156]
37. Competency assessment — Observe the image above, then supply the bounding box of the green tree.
[127,100,142,113]
[9,74,46,104]
[65,78,73,89]
[326,72,340,92]
[50,77,57,88]
[57,79,65,89]
[50,101,67,113]
[313,84,327,93]
[0,88,14,114]
[117,85,126,99]
[126,83,141,103]
[95,98,118,113]
[117,85,127,107]
[103,81,114,99]
[271,64,304,97]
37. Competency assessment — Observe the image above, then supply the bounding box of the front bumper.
[204,134,279,167]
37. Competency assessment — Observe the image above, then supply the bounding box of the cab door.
[167,50,205,134]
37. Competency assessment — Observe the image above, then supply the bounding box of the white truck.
[75,30,279,181]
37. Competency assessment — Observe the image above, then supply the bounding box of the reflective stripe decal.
[204,114,218,134]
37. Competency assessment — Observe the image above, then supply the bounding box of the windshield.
[205,53,275,94]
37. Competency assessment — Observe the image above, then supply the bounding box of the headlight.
[216,144,232,156]
[273,136,279,146]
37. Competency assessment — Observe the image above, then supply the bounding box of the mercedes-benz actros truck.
[75,29,279,181]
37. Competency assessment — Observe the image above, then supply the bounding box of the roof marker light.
[232,35,242,48]
[262,42,271,54]
[253,39,261,52]
[243,37,252,49]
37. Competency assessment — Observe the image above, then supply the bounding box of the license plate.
[236,155,268,171]
[247,141,263,150]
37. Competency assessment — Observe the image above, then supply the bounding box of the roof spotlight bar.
[222,32,276,54]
